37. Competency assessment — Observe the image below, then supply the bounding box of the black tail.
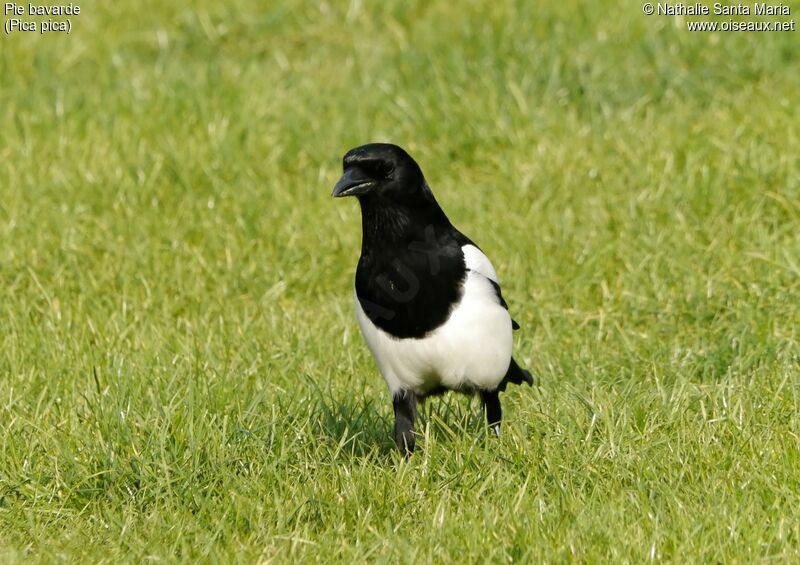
[497,357,534,391]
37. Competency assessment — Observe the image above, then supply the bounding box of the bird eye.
[366,161,393,179]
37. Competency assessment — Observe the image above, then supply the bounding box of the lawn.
[1,0,799,562]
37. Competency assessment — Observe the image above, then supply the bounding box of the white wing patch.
[462,244,498,283]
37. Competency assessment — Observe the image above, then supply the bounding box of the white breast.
[354,245,513,395]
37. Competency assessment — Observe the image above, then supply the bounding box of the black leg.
[480,389,502,437]
[392,390,417,457]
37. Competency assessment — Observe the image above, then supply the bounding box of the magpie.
[332,143,533,456]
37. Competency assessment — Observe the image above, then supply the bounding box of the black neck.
[357,191,451,255]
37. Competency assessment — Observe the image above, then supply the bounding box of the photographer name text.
[656,2,789,16]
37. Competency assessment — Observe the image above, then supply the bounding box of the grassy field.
[1,0,799,562]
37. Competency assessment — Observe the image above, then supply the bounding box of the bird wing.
[462,244,499,282]
[460,243,521,330]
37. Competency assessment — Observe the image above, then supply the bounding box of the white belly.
[354,270,513,395]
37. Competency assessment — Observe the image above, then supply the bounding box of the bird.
[332,143,533,456]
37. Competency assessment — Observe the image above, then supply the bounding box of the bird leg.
[392,390,417,457]
[480,389,502,437]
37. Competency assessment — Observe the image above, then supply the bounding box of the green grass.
[1,0,799,561]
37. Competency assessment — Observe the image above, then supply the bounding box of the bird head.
[332,143,425,201]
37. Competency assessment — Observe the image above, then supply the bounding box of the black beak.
[332,167,374,198]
